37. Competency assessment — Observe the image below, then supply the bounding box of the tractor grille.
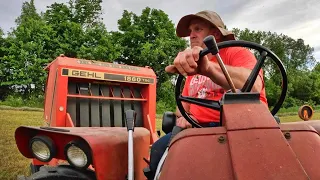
[66,82,144,127]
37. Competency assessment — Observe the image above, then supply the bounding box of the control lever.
[125,110,137,180]
[200,35,237,93]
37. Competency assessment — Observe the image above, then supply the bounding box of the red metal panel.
[227,129,309,180]
[222,103,310,179]
[222,103,278,130]
[282,120,320,134]
[44,63,58,125]
[170,126,227,143]
[54,67,69,127]
[142,82,157,143]
[160,127,234,180]
[280,122,318,132]
[280,125,320,180]
[147,114,159,143]
[44,66,66,127]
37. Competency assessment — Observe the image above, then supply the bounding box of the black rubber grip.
[204,35,219,55]
[125,110,136,131]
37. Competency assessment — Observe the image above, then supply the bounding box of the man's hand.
[165,47,212,77]
[176,115,198,129]
[176,116,192,129]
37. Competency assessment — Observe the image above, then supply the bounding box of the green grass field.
[0,109,43,180]
[0,108,319,180]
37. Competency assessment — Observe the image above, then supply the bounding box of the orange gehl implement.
[42,55,158,143]
[15,55,159,180]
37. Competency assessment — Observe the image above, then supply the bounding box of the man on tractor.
[145,10,268,179]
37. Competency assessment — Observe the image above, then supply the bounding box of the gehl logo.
[61,68,154,84]
[71,70,102,79]
[62,68,104,80]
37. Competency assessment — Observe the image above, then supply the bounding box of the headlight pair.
[29,136,92,169]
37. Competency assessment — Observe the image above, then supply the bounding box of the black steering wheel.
[175,36,288,128]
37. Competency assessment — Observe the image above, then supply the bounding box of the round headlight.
[29,136,56,162]
[65,141,91,169]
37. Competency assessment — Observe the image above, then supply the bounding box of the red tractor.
[15,36,320,180]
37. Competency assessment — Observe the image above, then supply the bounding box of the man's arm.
[205,62,263,92]
[175,102,194,128]
[165,47,263,93]
[175,102,190,118]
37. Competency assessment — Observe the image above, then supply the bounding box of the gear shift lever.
[125,110,136,180]
[200,35,237,93]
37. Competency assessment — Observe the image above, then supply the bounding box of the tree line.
[0,0,318,112]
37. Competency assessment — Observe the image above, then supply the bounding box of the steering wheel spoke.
[178,95,220,111]
[241,50,268,92]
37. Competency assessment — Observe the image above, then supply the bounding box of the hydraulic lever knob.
[203,35,219,55]
[125,110,136,131]
[202,35,237,93]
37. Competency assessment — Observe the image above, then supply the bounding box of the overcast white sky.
[1,0,319,62]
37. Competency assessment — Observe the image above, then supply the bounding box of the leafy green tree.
[15,0,41,25]
[113,7,188,101]
[156,79,176,113]
[233,28,316,108]
[1,0,119,98]
[233,28,315,72]
[44,1,119,60]
[2,0,53,96]
[0,28,10,100]
[308,64,320,104]
[68,0,103,27]
[44,2,85,58]
[78,22,122,61]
